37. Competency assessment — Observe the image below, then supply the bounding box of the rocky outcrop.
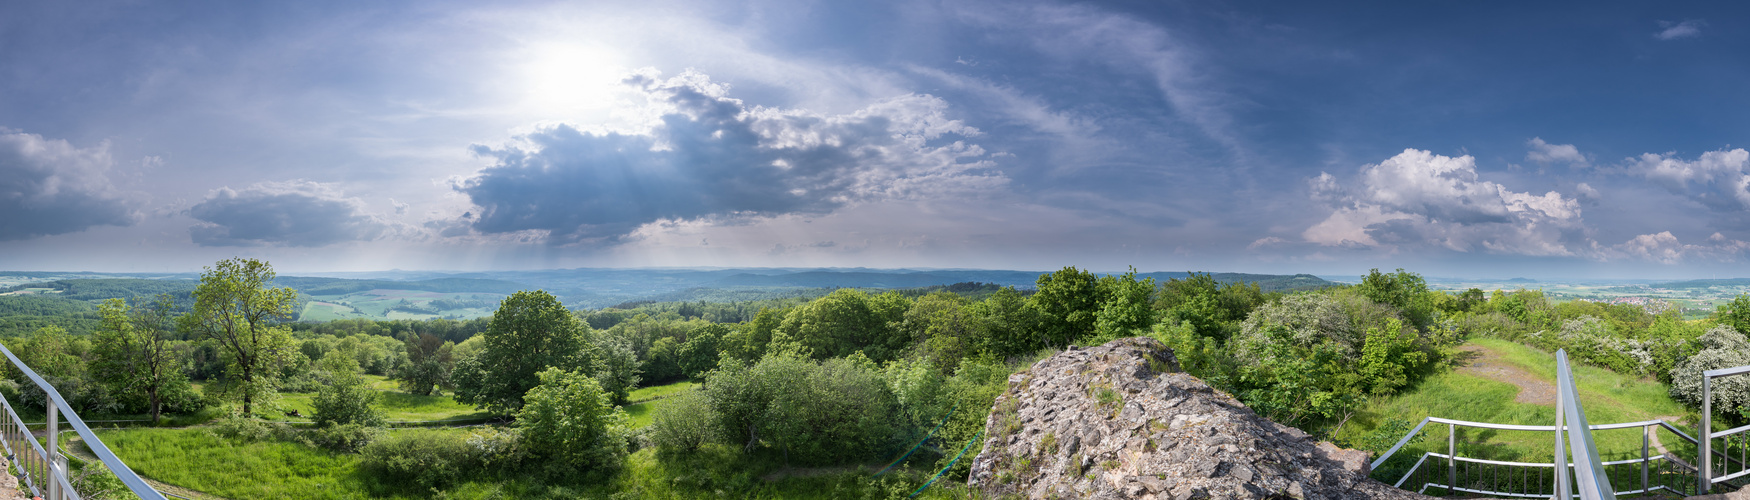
[968,337,1430,500]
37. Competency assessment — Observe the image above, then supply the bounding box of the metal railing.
[0,341,166,500]
[1554,349,1615,499]
[1700,364,1750,493]
[1373,349,1657,500]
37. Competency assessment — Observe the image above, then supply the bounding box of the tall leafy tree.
[180,258,298,416]
[396,332,455,396]
[454,290,597,415]
[776,289,909,362]
[1094,267,1156,340]
[1030,266,1100,347]
[92,295,186,424]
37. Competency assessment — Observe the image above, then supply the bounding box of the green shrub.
[649,389,720,454]
[360,429,474,489]
[1671,326,1750,415]
[312,354,386,428]
[518,367,631,476]
[305,423,386,453]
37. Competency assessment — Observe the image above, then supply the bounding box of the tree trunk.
[148,386,161,425]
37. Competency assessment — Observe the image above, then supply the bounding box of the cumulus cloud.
[187,181,394,247]
[0,129,140,240]
[1526,137,1587,167]
[1614,231,1750,264]
[1632,148,1750,211]
[1656,20,1704,40]
[1302,149,1585,256]
[450,69,1005,244]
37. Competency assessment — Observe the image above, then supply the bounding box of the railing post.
[1449,422,1457,494]
[47,398,59,500]
[1642,425,1650,494]
[1703,374,1713,494]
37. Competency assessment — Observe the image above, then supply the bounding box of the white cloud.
[1526,137,1587,167]
[1655,20,1704,40]
[1631,148,1750,211]
[451,70,1007,245]
[1302,149,1586,256]
[0,128,141,240]
[1613,231,1750,264]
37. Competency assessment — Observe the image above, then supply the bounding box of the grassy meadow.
[1343,338,1704,493]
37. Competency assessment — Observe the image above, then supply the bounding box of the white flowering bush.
[1670,326,1750,414]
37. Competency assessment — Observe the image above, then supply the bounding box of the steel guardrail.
[1556,349,1617,500]
[0,341,167,500]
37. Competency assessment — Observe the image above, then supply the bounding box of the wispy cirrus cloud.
[1655,20,1705,40]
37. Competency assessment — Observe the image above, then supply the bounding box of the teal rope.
[908,429,984,499]
[874,402,960,477]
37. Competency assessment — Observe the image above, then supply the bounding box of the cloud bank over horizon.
[4,1,1750,277]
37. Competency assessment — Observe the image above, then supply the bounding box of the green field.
[267,375,493,424]
[298,289,506,322]
[1342,338,1702,489]
[99,428,404,500]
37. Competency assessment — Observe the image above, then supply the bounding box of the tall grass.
[100,428,418,500]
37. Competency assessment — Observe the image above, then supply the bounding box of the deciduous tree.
[180,258,298,416]
[92,295,187,424]
[453,290,597,415]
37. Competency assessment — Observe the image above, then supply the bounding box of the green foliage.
[648,388,721,454]
[1358,318,1427,396]
[1356,268,1434,326]
[181,258,299,415]
[453,290,598,415]
[359,427,526,489]
[1716,295,1750,335]
[518,367,632,476]
[1670,326,1750,416]
[1155,272,1272,341]
[1092,267,1156,341]
[677,323,728,378]
[776,289,910,362]
[397,332,454,396]
[701,353,898,465]
[594,334,641,405]
[719,307,785,362]
[91,295,192,423]
[966,287,1044,359]
[4,326,119,414]
[1030,266,1100,348]
[312,354,386,429]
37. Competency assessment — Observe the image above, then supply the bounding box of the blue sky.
[3,0,1749,278]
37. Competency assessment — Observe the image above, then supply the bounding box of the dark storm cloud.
[451,70,1003,243]
[187,181,391,247]
[0,129,140,240]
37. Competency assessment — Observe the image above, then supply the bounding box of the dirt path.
[1455,344,1556,406]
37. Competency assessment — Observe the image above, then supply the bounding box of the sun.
[517,42,627,114]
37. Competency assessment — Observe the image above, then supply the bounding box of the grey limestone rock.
[967,337,1431,500]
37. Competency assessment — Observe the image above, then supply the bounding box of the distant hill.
[1650,278,1750,290]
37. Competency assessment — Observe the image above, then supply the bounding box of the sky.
[3,1,1750,279]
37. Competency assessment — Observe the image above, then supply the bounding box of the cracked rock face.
[967,337,1430,500]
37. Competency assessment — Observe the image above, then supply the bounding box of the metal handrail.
[0,341,167,500]
[1700,363,1750,493]
[1372,416,1697,470]
[1556,349,1616,500]
[1375,349,1647,500]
